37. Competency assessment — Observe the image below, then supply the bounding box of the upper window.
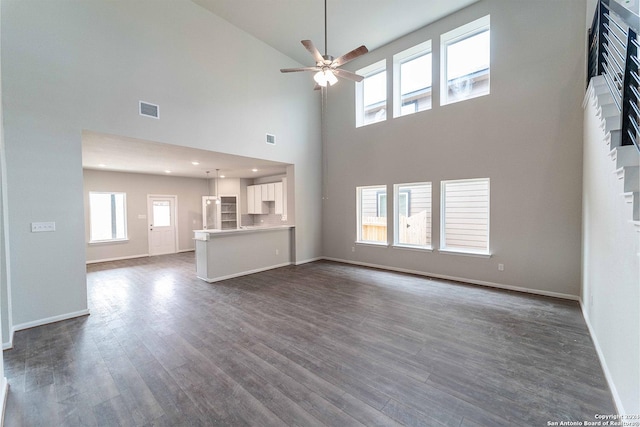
[356,60,387,127]
[357,185,387,244]
[441,15,490,105]
[89,192,128,242]
[394,182,432,248]
[393,40,432,118]
[441,178,490,254]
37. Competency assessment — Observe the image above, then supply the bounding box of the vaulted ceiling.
[192,0,479,65]
[83,0,479,178]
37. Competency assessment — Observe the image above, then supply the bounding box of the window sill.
[438,248,491,258]
[355,241,389,248]
[89,239,130,245]
[392,244,433,253]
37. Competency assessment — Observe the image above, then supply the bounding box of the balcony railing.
[588,0,640,152]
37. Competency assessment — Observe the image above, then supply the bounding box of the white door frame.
[147,194,179,256]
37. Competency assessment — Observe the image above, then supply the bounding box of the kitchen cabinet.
[274,182,284,215]
[247,184,267,214]
[263,183,275,201]
[247,181,285,215]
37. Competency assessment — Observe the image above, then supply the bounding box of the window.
[441,178,490,254]
[394,183,431,248]
[441,15,490,105]
[393,40,432,117]
[356,60,387,127]
[89,192,127,242]
[377,191,387,217]
[357,185,387,244]
[152,200,171,227]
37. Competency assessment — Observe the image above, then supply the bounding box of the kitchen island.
[193,225,294,282]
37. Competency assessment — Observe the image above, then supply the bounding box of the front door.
[148,195,177,256]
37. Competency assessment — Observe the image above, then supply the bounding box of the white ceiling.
[82,131,289,179]
[192,0,480,66]
[82,1,479,178]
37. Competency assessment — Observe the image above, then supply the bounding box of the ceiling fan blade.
[280,67,320,73]
[313,83,321,91]
[334,68,365,82]
[332,45,369,67]
[301,40,325,64]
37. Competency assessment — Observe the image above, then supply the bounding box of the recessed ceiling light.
[98,164,107,168]
[165,170,172,174]
[220,175,226,178]
[252,168,258,172]
[191,161,199,165]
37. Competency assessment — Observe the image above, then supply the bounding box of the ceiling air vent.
[266,133,276,145]
[139,101,159,119]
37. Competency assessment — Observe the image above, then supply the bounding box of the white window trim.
[393,182,432,250]
[89,191,128,244]
[440,178,490,255]
[439,248,491,258]
[393,40,432,118]
[356,184,388,244]
[355,241,390,248]
[392,244,433,253]
[355,59,387,128]
[440,15,490,106]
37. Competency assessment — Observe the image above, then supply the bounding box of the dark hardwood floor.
[3,252,615,426]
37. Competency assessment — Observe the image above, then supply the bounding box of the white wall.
[323,0,587,297]
[83,170,210,262]
[1,0,321,329]
[582,88,640,414]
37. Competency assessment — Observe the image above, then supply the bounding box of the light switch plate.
[31,222,56,232]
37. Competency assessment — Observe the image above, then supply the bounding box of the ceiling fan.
[280,0,369,89]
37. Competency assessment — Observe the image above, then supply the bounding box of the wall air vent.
[266,133,276,145]
[139,101,159,119]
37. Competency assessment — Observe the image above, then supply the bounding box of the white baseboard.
[86,254,148,264]
[0,377,7,427]
[579,299,625,415]
[321,257,579,301]
[177,249,195,254]
[12,309,90,333]
[294,256,324,265]
[2,329,14,351]
[198,262,292,283]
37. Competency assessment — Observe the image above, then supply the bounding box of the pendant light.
[206,171,212,205]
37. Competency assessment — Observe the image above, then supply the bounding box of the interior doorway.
[147,195,178,256]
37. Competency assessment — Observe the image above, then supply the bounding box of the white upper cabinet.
[274,182,284,215]
[247,181,285,215]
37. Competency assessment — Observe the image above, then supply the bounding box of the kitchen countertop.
[193,225,294,239]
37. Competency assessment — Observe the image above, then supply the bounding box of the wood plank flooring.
[3,252,615,426]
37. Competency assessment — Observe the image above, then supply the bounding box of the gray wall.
[323,0,587,297]
[1,0,321,332]
[83,170,209,262]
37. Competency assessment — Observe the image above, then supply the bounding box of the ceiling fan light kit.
[280,0,369,89]
[314,69,338,87]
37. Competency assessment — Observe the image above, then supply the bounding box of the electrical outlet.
[498,263,504,271]
[275,249,279,255]
[351,246,355,252]
[31,222,56,233]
